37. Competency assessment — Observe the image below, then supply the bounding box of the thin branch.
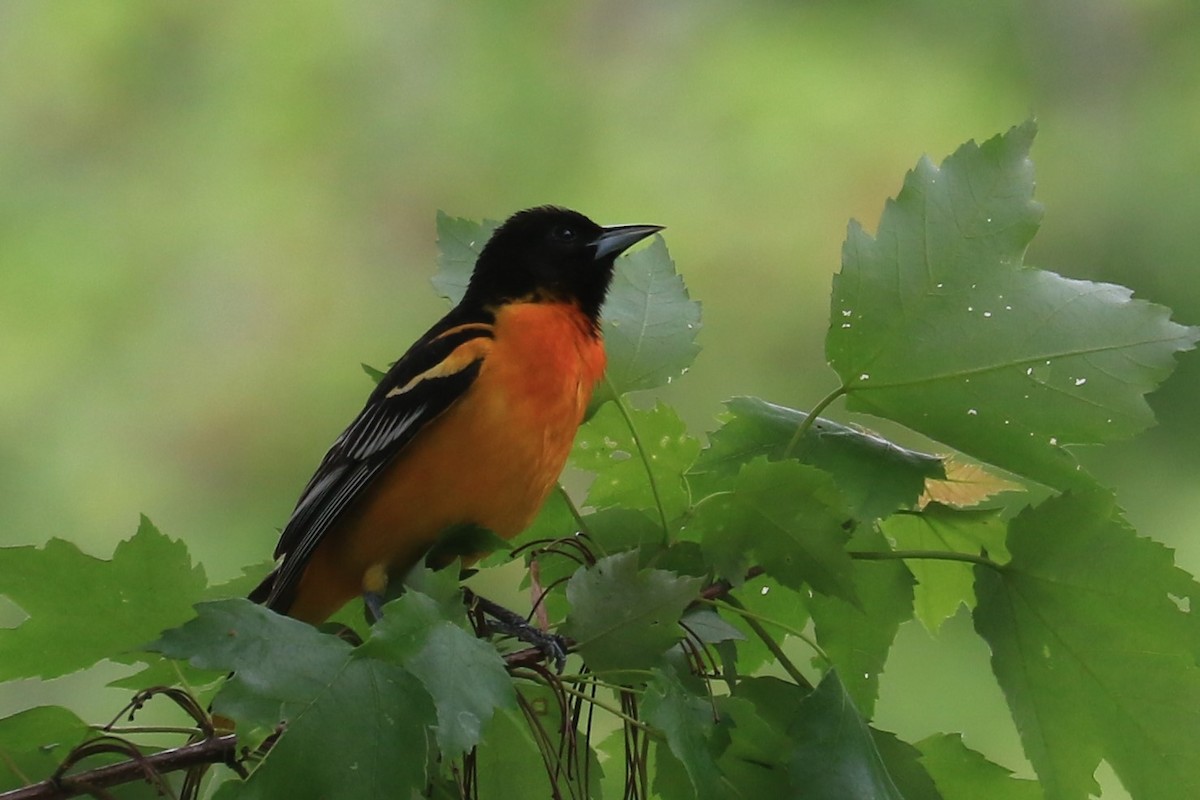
[557,674,648,692]
[556,685,657,734]
[0,735,237,800]
[605,382,672,539]
[719,594,814,691]
[88,726,205,737]
[698,566,765,602]
[850,548,1001,570]
[699,597,813,649]
[554,484,591,536]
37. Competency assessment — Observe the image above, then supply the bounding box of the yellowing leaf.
[919,456,1021,509]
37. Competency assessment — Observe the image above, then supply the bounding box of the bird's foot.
[466,591,567,672]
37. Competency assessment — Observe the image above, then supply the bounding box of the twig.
[0,735,238,800]
[605,380,671,539]
[719,594,814,691]
[850,548,1001,570]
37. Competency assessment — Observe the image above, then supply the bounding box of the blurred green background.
[2,1,1197,795]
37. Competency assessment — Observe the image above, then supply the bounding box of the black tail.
[248,567,283,609]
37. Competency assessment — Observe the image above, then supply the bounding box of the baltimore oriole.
[251,207,662,624]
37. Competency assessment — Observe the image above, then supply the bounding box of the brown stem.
[0,735,237,800]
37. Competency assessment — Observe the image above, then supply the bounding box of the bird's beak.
[592,224,664,260]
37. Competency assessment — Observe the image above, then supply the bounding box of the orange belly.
[287,302,605,623]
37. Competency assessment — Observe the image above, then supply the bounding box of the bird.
[250,206,663,625]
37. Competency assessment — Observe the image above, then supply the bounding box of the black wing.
[259,308,496,613]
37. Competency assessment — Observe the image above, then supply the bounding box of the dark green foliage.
[561,552,702,676]
[688,457,858,601]
[690,395,944,520]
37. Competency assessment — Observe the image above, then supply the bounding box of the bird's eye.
[551,225,578,243]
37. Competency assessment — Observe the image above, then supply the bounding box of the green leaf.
[110,561,274,694]
[585,507,667,561]
[394,562,469,623]
[149,599,355,740]
[561,551,701,675]
[204,562,276,601]
[513,507,667,629]
[809,525,914,715]
[680,608,745,646]
[0,706,90,790]
[473,702,558,798]
[656,540,709,580]
[917,733,1043,800]
[595,235,701,401]
[722,680,927,800]
[686,458,857,602]
[360,361,387,384]
[643,667,730,800]
[483,681,604,799]
[107,653,226,693]
[881,504,1008,633]
[973,491,1200,799]
[571,400,700,524]
[731,675,808,735]
[155,597,449,799]
[787,670,905,799]
[691,396,943,519]
[369,593,515,758]
[713,695,794,798]
[827,122,1200,489]
[653,741,702,800]
[872,729,945,800]
[215,659,433,800]
[0,516,207,680]
[431,211,496,304]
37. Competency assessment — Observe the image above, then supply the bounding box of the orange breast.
[288,302,605,623]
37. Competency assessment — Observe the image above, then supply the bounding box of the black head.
[463,206,662,326]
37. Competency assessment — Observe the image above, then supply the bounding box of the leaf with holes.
[0,706,91,790]
[571,400,700,524]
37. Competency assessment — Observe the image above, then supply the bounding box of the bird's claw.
[469,592,568,672]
